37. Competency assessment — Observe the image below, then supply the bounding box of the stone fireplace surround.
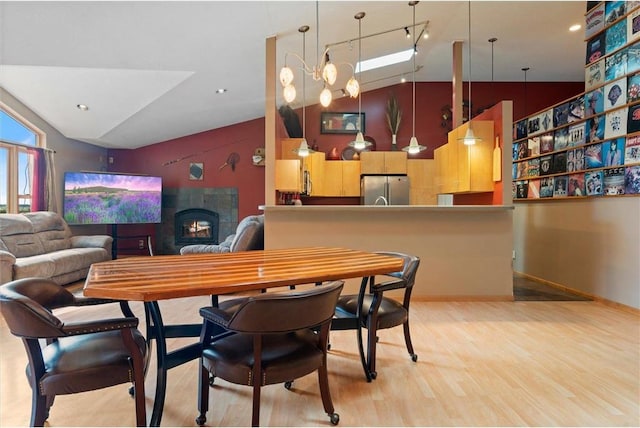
[160,187,238,255]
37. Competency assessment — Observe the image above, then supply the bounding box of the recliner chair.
[180,214,264,254]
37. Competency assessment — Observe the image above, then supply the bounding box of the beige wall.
[513,198,640,309]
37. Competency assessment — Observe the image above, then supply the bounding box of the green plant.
[386,93,402,135]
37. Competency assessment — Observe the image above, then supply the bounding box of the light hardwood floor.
[1,294,638,427]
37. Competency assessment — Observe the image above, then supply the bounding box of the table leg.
[145,302,167,427]
[355,276,373,382]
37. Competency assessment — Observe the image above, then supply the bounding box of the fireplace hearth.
[174,208,219,246]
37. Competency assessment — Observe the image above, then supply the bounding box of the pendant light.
[348,12,372,151]
[403,1,426,155]
[293,26,313,157]
[459,0,481,146]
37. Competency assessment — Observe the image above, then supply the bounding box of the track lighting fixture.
[404,27,411,38]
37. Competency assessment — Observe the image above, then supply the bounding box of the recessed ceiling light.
[215,88,227,94]
[76,104,89,111]
[569,24,581,32]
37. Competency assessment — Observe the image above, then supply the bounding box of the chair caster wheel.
[195,414,206,426]
[411,354,418,362]
[370,371,377,380]
[208,375,215,386]
[129,386,135,396]
[327,343,331,350]
[330,412,340,425]
[284,380,293,390]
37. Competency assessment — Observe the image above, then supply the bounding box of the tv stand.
[111,225,153,259]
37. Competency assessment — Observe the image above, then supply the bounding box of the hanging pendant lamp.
[458,0,482,146]
[403,1,426,155]
[292,25,314,158]
[348,12,372,151]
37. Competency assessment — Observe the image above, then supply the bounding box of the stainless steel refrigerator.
[361,175,410,205]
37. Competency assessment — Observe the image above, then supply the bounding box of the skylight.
[355,48,414,73]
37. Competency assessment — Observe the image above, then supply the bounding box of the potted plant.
[385,93,402,150]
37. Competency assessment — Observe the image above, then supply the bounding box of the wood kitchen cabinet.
[302,152,325,196]
[275,159,301,192]
[359,151,407,174]
[322,161,361,196]
[434,120,494,194]
[407,159,437,205]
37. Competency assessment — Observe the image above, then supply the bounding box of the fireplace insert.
[174,208,219,246]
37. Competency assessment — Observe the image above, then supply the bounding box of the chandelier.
[279,1,359,107]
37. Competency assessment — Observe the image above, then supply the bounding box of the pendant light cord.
[468,0,472,121]
[358,16,362,132]
[302,30,306,140]
[412,2,416,138]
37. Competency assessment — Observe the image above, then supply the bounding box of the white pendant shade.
[348,131,372,150]
[319,87,332,107]
[293,139,312,157]
[322,62,337,85]
[279,66,294,87]
[345,76,360,98]
[283,84,296,103]
[462,127,477,145]
[402,136,426,155]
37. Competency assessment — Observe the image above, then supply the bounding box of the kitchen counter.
[261,204,514,300]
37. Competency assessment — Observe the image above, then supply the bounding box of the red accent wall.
[108,81,584,218]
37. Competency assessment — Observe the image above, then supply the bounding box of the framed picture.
[320,112,365,134]
[189,162,203,180]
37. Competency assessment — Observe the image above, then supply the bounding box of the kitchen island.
[262,204,514,300]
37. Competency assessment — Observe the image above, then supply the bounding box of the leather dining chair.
[196,281,344,427]
[0,277,147,427]
[334,251,420,379]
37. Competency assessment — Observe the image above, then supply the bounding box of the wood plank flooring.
[1,292,638,426]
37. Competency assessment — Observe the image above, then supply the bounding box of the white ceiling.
[0,1,587,150]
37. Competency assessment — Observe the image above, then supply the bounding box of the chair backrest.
[229,214,264,252]
[226,281,344,333]
[376,251,420,289]
[0,278,73,338]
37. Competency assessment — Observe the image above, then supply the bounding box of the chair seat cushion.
[202,329,323,386]
[37,329,146,395]
[335,294,408,330]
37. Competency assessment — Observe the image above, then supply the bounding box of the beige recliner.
[179,214,264,254]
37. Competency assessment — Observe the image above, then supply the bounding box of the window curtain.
[28,147,57,212]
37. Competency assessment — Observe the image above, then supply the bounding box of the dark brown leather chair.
[334,252,420,379]
[0,277,147,427]
[196,281,344,427]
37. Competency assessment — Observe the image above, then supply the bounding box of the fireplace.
[174,208,219,246]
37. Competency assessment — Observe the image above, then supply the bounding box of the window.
[0,103,44,213]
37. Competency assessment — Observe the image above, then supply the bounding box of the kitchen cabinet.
[275,159,301,192]
[302,152,325,196]
[359,151,407,175]
[322,161,361,196]
[407,159,437,205]
[280,138,304,160]
[435,120,494,194]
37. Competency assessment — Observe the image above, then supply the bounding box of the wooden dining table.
[84,246,404,426]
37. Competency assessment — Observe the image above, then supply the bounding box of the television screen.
[63,171,162,225]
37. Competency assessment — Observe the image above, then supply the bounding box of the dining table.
[83,246,404,426]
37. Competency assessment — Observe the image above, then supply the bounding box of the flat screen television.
[63,171,162,225]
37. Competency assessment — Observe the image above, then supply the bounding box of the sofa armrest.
[0,250,17,285]
[180,244,231,254]
[71,235,113,251]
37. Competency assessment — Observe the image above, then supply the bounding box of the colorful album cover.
[605,107,628,139]
[603,138,626,166]
[515,119,527,140]
[585,59,605,90]
[603,167,626,195]
[516,161,527,179]
[586,32,606,65]
[585,170,604,196]
[527,179,540,199]
[567,173,586,196]
[512,164,518,180]
[604,78,627,110]
[516,142,528,160]
[627,41,640,73]
[566,100,584,124]
[568,122,586,147]
[528,137,540,157]
[586,3,605,39]
[585,88,604,116]
[628,8,640,43]
[527,116,540,136]
[585,143,604,169]
[512,143,520,161]
[627,103,640,134]
[624,134,640,163]
[605,19,627,55]
[527,158,540,177]
[540,176,554,198]
[566,147,585,172]
[553,152,567,174]
[554,127,570,151]
[627,73,640,102]
[586,115,604,143]
[540,133,554,154]
[625,165,640,193]
[553,102,571,128]
[515,181,528,199]
[606,1,626,25]
[553,176,568,197]
[539,155,553,176]
[605,49,628,80]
